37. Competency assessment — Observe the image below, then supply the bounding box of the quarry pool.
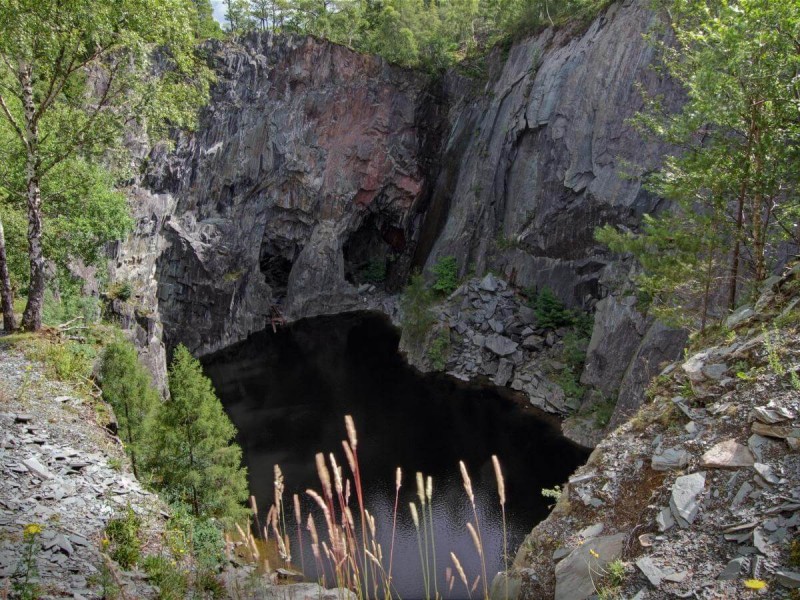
[203,311,589,598]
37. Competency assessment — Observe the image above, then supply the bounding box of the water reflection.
[203,312,589,598]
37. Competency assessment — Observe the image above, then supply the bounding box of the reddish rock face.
[141,34,434,355]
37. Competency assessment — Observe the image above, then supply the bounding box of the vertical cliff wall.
[113,0,686,408]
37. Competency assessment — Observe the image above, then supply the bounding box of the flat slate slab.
[700,439,754,468]
[670,471,706,527]
[554,533,626,600]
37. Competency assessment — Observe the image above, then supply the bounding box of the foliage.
[361,258,387,284]
[106,281,134,302]
[99,339,160,477]
[598,0,800,331]
[427,327,451,371]
[11,524,42,600]
[540,485,561,504]
[105,507,142,569]
[0,0,214,330]
[555,368,584,403]
[42,289,101,327]
[223,0,611,70]
[141,555,189,600]
[146,345,249,523]
[431,256,459,296]
[591,397,616,428]
[529,287,581,330]
[40,339,97,382]
[400,271,435,346]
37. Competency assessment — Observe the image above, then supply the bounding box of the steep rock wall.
[136,35,437,356]
[114,0,687,411]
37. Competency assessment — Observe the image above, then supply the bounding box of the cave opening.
[342,215,406,288]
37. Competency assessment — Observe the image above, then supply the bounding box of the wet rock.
[700,440,755,468]
[554,533,626,600]
[670,471,706,527]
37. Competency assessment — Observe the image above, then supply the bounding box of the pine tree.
[147,345,249,523]
[98,340,160,477]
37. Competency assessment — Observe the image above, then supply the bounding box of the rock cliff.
[113,0,685,413]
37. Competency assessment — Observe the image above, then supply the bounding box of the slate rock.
[636,556,665,586]
[717,557,746,580]
[702,363,728,380]
[652,447,689,471]
[776,570,800,589]
[23,457,54,480]
[554,533,626,600]
[700,440,754,468]
[494,359,514,387]
[656,507,675,532]
[670,471,706,527]
[484,334,518,357]
[479,273,499,292]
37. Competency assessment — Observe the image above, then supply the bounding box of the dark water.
[203,312,589,599]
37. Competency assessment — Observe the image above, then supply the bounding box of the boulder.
[479,273,499,292]
[700,440,755,468]
[484,334,518,357]
[494,359,514,387]
[652,447,689,471]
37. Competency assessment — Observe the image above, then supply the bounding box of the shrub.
[141,555,188,600]
[106,280,133,302]
[98,339,160,477]
[428,327,451,371]
[362,258,387,284]
[432,256,459,296]
[532,287,573,329]
[105,507,141,569]
[43,340,96,382]
[400,272,435,346]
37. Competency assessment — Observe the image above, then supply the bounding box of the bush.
[146,345,249,524]
[105,507,141,569]
[98,339,160,477]
[427,327,451,371]
[431,256,459,296]
[361,258,387,284]
[400,272,435,346]
[43,340,96,382]
[141,555,188,600]
[106,281,133,302]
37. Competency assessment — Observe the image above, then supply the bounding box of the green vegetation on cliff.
[222,0,612,69]
[596,0,800,331]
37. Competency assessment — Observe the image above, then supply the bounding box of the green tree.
[225,0,253,31]
[147,345,249,523]
[98,339,160,478]
[598,0,800,329]
[0,0,213,331]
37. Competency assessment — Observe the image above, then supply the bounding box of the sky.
[210,0,226,24]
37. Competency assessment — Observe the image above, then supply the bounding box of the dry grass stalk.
[450,551,470,598]
[345,414,358,450]
[459,460,474,503]
[315,453,332,501]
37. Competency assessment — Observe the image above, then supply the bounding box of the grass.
[254,415,510,600]
[105,507,142,569]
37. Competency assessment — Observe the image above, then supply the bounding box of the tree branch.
[0,93,27,148]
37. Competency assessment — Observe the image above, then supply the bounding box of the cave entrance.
[343,215,406,288]
[259,251,293,302]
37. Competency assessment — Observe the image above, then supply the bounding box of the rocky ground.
[0,341,356,600]
[503,266,800,599]
[0,344,164,599]
[403,273,589,416]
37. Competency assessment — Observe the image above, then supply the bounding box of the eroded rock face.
[140,35,434,355]
[115,1,687,413]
